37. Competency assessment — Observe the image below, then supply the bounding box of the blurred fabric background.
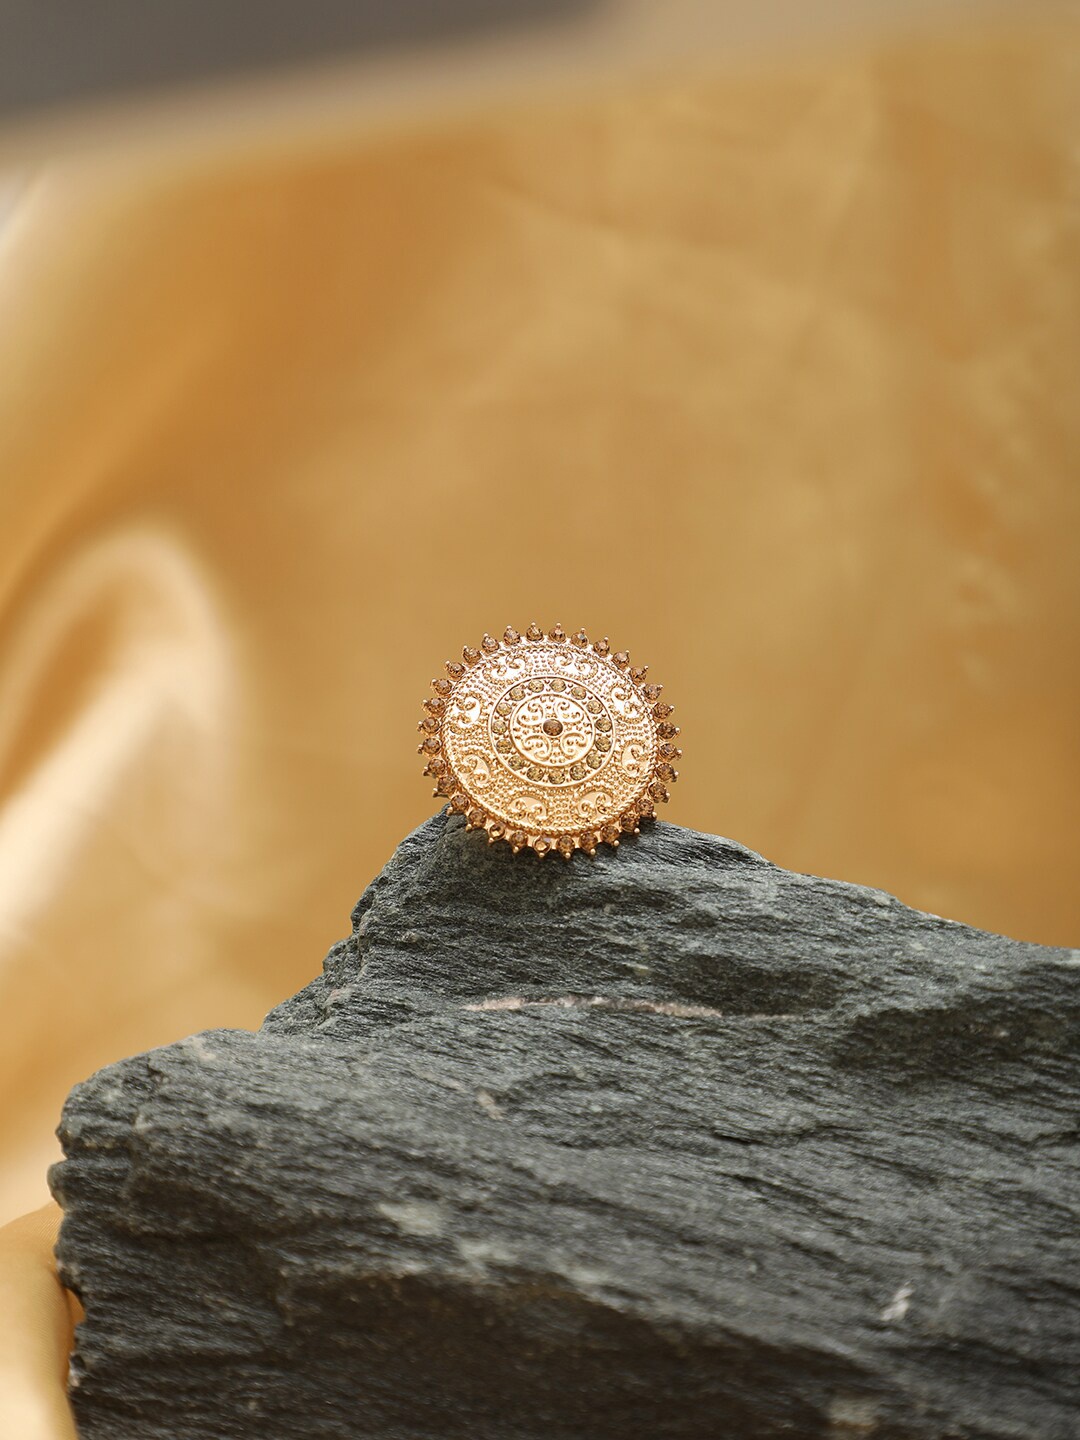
[1,3,1078,1224]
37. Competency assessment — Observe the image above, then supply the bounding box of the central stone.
[543,718,564,736]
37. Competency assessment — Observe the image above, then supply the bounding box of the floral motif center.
[502,681,602,777]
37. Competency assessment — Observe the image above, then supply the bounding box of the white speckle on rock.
[464,994,725,1018]
[377,1201,445,1237]
[880,1282,913,1323]
[827,1393,879,1434]
[559,1261,612,1289]
[475,1088,504,1119]
[457,1237,516,1267]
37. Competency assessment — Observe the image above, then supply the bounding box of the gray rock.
[51,813,1080,1439]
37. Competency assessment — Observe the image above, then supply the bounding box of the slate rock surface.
[52,813,1080,1439]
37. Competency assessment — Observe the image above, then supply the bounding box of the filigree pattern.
[506,688,597,771]
[419,625,681,859]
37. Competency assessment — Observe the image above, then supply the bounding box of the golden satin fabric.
[1,21,1079,1224]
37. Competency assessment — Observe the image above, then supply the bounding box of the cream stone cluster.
[419,624,680,858]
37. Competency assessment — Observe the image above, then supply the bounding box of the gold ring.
[419,624,680,858]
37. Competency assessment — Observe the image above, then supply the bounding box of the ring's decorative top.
[419,625,680,858]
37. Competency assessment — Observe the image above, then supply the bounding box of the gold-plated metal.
[419,624,681,858]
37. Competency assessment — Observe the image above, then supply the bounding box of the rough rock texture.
[52,813,1080,1439]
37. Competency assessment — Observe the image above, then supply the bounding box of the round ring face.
[420,629,680,858]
